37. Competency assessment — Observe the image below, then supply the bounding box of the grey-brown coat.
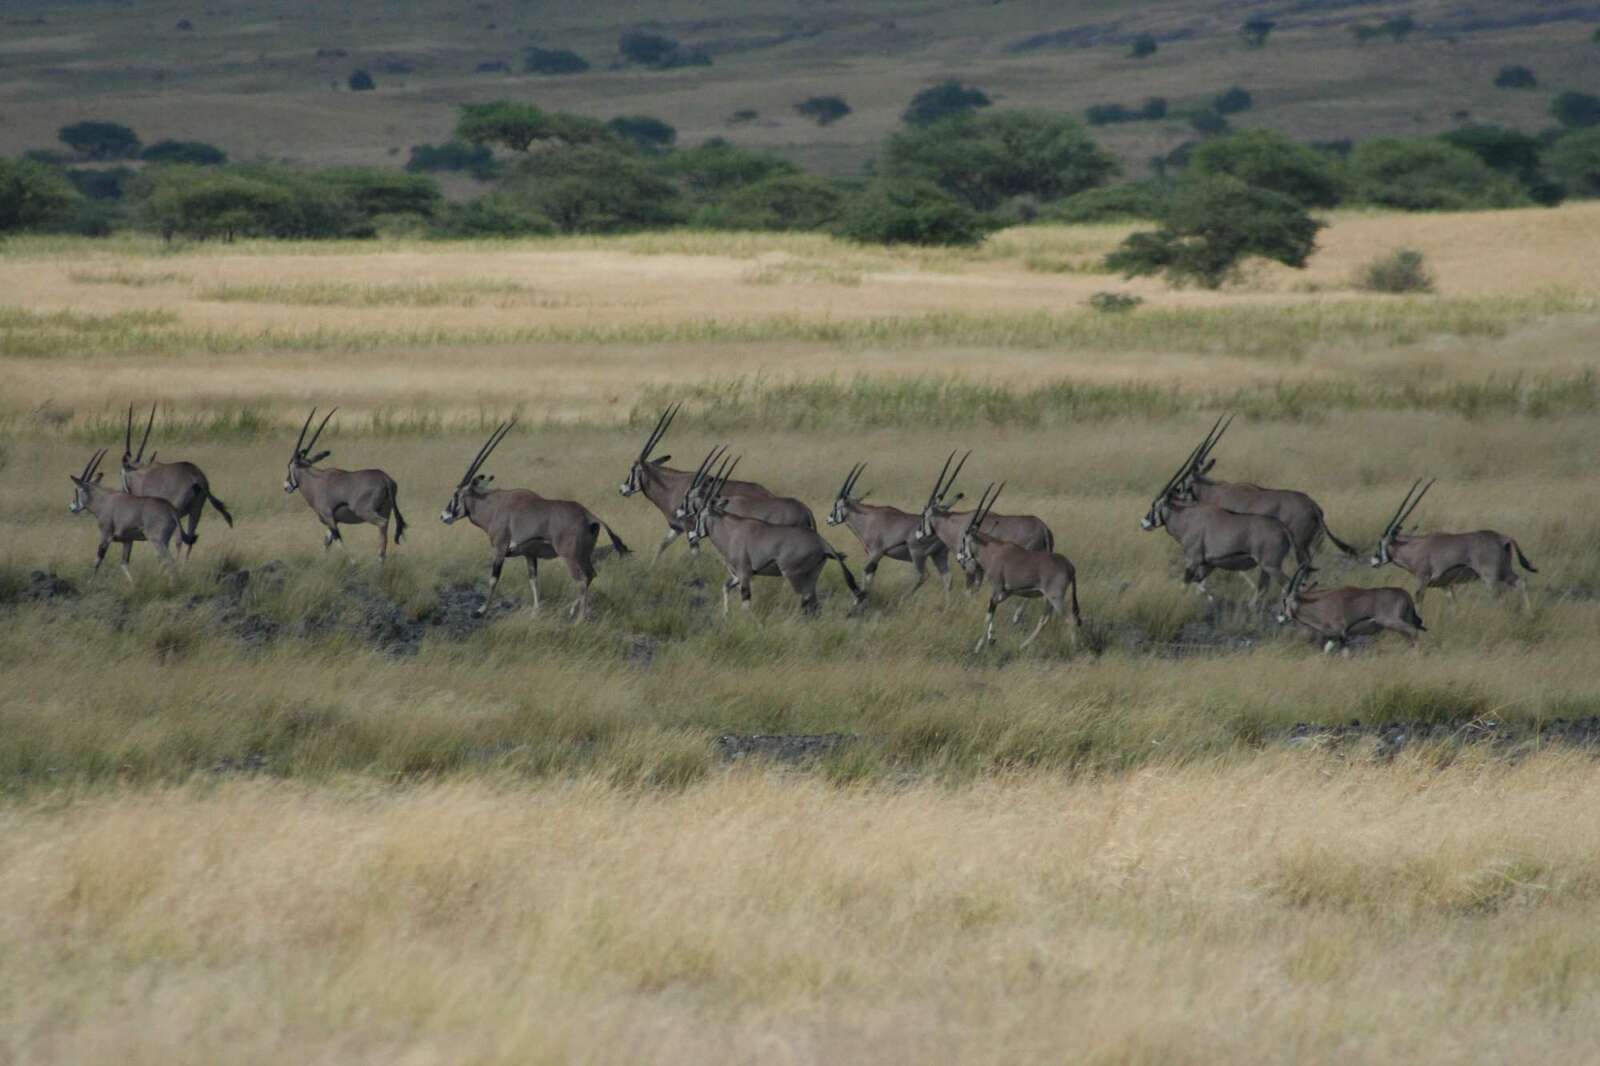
[283,408,407,561]
[69,448,192,582]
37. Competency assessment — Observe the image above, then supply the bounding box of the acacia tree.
[1105,176,1324,288]
[0,158,80,231]
[885,110,1118,211]
[455,102,612,153]
[58,120,141,160]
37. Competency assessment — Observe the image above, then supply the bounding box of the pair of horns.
[294,407,338,457]
[837,462,867,502]
[638,404,679,463]
[926,450,971,511]
[688,449,739,512]
[1153,414,1233,504]
[77,447,109,483]
[1383,478,1435,539]
[124,404,155,462]
[460,419,516,487]
[966,481,1005,534]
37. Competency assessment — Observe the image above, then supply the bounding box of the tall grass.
[198,279,554,307]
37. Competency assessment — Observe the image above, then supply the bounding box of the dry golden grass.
[6,758,1600,1064]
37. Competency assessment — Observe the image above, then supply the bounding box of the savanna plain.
[4,206,1600,1063]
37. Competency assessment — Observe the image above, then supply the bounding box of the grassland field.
[3,205,1600,1062]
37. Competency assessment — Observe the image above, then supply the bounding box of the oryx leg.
[153,533,178,579]
[479,554,505,617]
[932,549,953,603]
[524,555,540,611]
[120,541,135,585]
[786,565,822,616]
[975,590,1006,652]
[181,502,202,563]
[721,572,740,615]
[322,521,343,551]
[91,538,110,582]
[651,528,681,565]
[563,553,593,622]
[860,549,884,592]
[1019,599,1055,649]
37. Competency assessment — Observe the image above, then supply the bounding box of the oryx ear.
[652,455,671,465]
[1201,458,1216,474]
[309,450,332,463]
[858,490,871,501]
[93,473,104,483]
[483,474,494,483]
[949,492,964,504]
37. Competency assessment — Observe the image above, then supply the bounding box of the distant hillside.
[2,0,1597,180]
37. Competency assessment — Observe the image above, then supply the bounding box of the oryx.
[1142,441,1307,605]
[120,404,234,561]
[958,483,1082,652]
[441,421,631,620]
[827,461,952,600]
[68,448,192,582]
[676,447,816,531]
[916,450,1055,589]
[1177,416,1359,559]
[619,405,774,563]
[283,407,407,562]
[1277,563,1426,653]
[682,457,864,616]
[1370,479,1537,608]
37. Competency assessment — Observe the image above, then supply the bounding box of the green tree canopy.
[456,102,614,153]
[141,140,228,166]
[902,81,991,128]
[885,110,1118,211]
[496,145,683,233]
[1105,175,1323,288]
[58,120,141,160]
[1552,91,1600,130]
[717,174,848,231]
[1546,129,1600,198]
[658,139,797,203]
[1348,138,1527,210]
[838,178,990,247]
[1188,129,1344,207]
[0,158,81,232]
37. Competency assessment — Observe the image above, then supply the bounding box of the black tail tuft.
[207,492,235,528]
[1512,540,1537,573]
[391,490,408,545]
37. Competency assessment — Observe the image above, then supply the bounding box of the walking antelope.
[682,457,864,616]
[916,451,1055,587]
[958,484,1082,652]
[827,461,952,599]
[68,448,192,582]
[1177,416,1359,559]
[676,447,816,531]
[619,405,775,562]
[1370,479,1537,608]
[1142,443,1307,605]
[1277,563,1426,653]
[283,408,407,562]
[440,421,631,620]
[120,404,234,560]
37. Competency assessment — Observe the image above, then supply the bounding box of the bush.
[618,31,708,69]
[65,166,134,201]
[1545,129,1600,198]
[1088,292,1143,313]
[1105,175,1323,289]
[405,141,497,180]
[1129,34,1157,58]
[1493,65,1537,89]
[607,116,677,154]
[795,96,851,126]
[1356,249,1434,293]
[1044,183,1166,223]
[456,102,613,153]
[524,47,589,75]
[1213,87,1252,114]
[1348,138,1527,210]
[58,120,141,160]
[885,109,1119,211]
[429,197,554,237]
[320,169,442,219]
[348,70,376,91]
[903,80,991,127]
[0,158,80,232]
[496,145,684,233]
[726,109,759,126]
[1380,15,1417,41]
[1436,125,1560,202]
[1085,103,1137,126]
[1188,109,1229,136]
[128,165,371,240]
[141,140,228,166]
[1552,91,1600,130]
[659,139,797,203]
[1240,18,1274,48]
[476,61,510,74]
[1141,97,1168,120]
[838,178,990,246]
[1189,130,1344,207]
[716,174,848,231]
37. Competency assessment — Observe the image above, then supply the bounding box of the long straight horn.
[305,406,338,453]
[640,403,678,462]
[1198,413,1232,467]
[136,403,156,462]
[939,450,972,503]
[1397,478,1435,530]
[926,451,956,509]
[847,461,866,498]
[84,447,108,480]
[1157,436,1210,501]
[294,407,317,454]
[1383,478,1425,538]
[713,455,740,500]
[689,445,722,493]
[462,419,514,485]
[125,404,134,457]
[981,481,1005,524]
[836,462,860,501]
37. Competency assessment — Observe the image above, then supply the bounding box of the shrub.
[320,169,442,219]
[607,116,677,154]
[838,178,990,246]
[1188,108,1230,136]
[795,95,851,126]
[348,70,376,91]
[1356,249,1434,293]
[1436,125,1559,202]
[1380,15,1417,41]
[523,47,589,75]
[903,80,991,127]
[496,145,684,232]
[1088,291,1143,312]
[717,174,847,231]
[1213,87,1252,115]
[65,166,134,201]
[1085,103,1137,126]
[1105,175,1323,289]
[618,31,708,69]
[1493,65,1537,89]
[1189,130,1344,207]
[1141,97,1168,120]
[1552,91,1600,130]
[128,165,370,240]
[659,138,796,203]
[1129,34,1157,58]
[0,158,80,232]
[405,141,497,180]
[456,101,613,153]
[726,109,759,126]
[57,120,141,160]
[1044,183,1165,223]
[885,109,1119,211]
[141,140,228,166]
[1348,137,1528,210]
[1240,18,1275,48]
[1545,129,1600,198]
[475,61,510,74]
[429,197,554,237]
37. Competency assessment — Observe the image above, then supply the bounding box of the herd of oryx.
[65,404,1539,653]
